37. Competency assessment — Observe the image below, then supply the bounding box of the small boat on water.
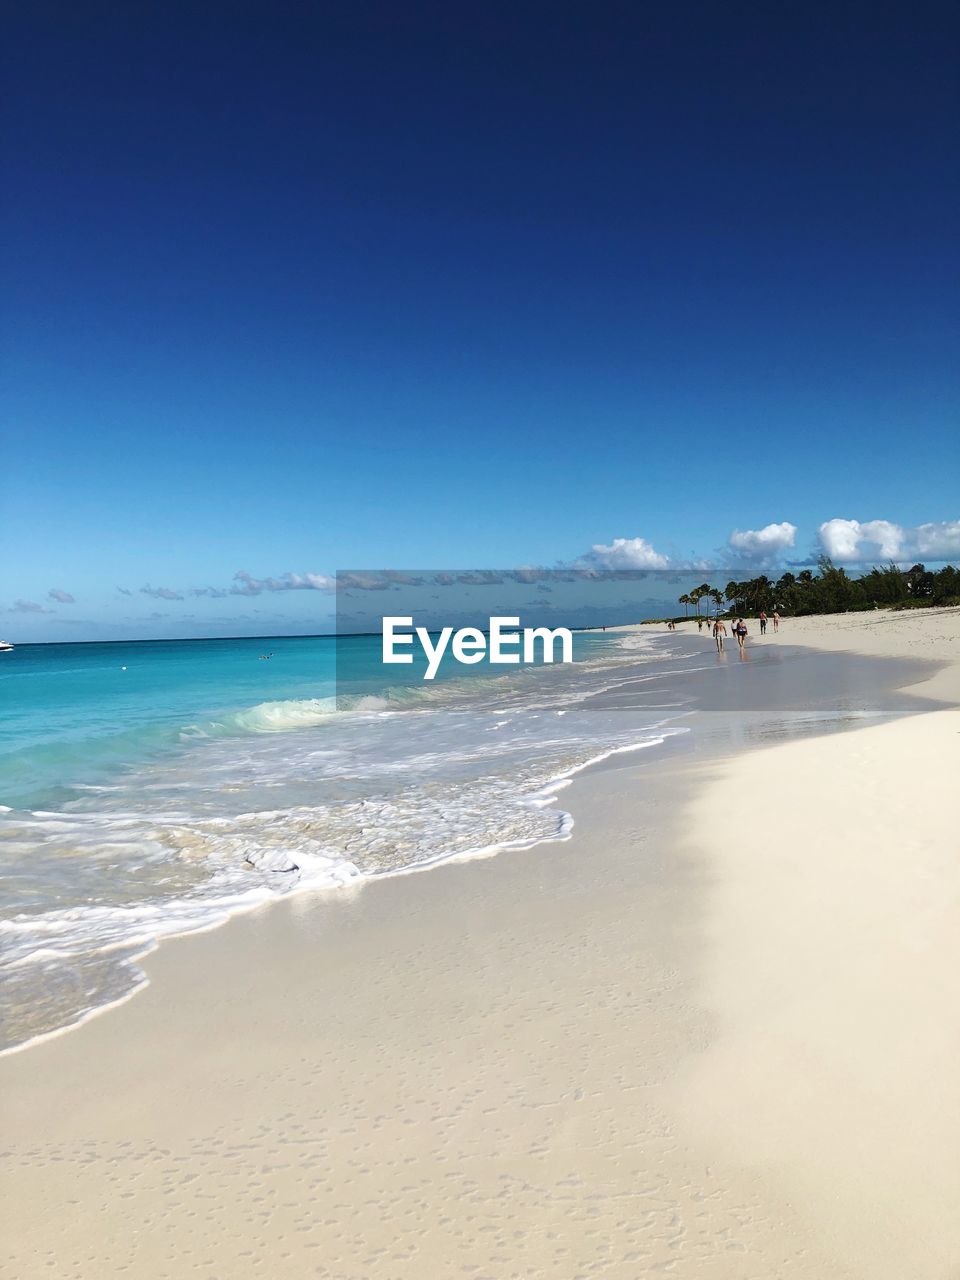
[0,640,14,651]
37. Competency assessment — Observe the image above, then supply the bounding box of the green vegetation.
[678,559,960,619]
[677,583,713,618]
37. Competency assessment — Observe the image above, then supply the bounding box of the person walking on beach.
[773,610,780,632]
[734,617,748,650]
[759,610,767,635]
[712,618,726,652]
[697,616,703,633]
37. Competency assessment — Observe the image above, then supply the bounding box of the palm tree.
[690,583,711,618]
[678,592,692,618]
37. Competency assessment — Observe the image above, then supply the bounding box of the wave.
[181,670,545,738]
[0,629,693,1054]
[207,695,343,734]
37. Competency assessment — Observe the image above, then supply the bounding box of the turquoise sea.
[0,630,690,1051]
[2,632,518,811]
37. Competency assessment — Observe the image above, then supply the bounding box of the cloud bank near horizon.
[7,516,958,623]
[581,516,959,574]
[11,599,54,614]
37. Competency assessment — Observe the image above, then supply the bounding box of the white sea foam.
[0,633,691,1053]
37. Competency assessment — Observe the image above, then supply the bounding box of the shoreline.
[0,717,686,1063]
[0,628,935,1063]
[2,608,958,1276]
[0,628,674,1057]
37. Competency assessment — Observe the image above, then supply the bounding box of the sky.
[2,2,958,640]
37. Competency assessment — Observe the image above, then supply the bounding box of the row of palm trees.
[677,583,725,618]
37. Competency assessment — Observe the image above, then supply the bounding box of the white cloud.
[579,536,672,570]
[131,571,337,601]
[12,599,53,614]
[818,518,960,563]
[230,570,335,596]
[910,521,960,559]
[48,589,75,604]
[581,525,799,574]
[727,522,797,562]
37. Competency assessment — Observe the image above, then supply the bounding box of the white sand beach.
[1,607,958,1279]
[669,607,960,1277]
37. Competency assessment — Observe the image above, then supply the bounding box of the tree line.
[678,559,960,619]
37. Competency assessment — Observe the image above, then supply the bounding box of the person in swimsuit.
[734,617,748,649]
[712,618,726,652]
[772,610,780,632]
[759,610,767,634]
[697,616,703,632]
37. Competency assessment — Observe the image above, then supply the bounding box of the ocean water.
[0,630,694,1052]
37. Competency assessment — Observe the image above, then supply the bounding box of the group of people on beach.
[708,609,779,653]
[669,610,781,653]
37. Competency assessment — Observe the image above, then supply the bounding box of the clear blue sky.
[2,2,957,639]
